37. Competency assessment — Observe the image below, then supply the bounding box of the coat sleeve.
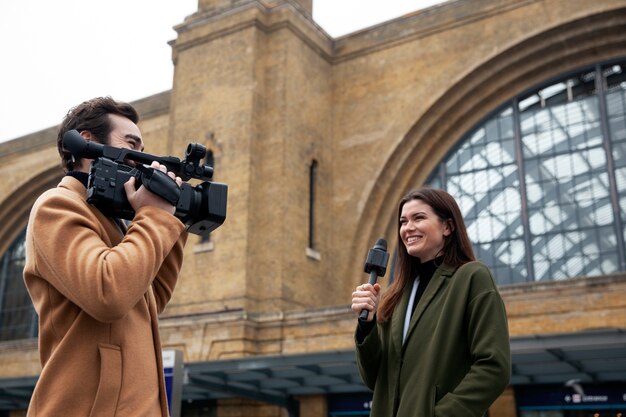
[355,322,383,391]
[30,190,186,323]
[152,231,188,314]
[435,268,511,417]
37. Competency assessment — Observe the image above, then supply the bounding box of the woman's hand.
[351,283,381,322]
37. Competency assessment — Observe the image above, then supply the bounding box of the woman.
[351,187,510,417]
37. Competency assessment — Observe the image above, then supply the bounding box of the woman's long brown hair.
[377,187,476,322]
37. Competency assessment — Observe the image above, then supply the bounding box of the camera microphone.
[63,129,105,159]
[359,238,389,321]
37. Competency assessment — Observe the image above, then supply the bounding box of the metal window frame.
[308,159,318,250]
[429,59,626,284]
[0,229,35,341]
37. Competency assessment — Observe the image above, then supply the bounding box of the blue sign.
[164,365,175,410]
[516,383,626,411]
[163,350,183,417]
[328,392,373,416]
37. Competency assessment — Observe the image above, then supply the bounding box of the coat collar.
[391,263,457,353]
[59,175,88,200]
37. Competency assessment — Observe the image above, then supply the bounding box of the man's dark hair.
[56,96,139,172]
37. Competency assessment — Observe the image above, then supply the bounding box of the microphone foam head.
[62,130,88,157]
[374,238,387,251]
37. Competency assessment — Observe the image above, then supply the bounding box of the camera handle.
[63,129,213,182]
[135,165,181,205]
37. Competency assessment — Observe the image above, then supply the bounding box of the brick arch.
[347,7,626,284]
[0,167,63,256]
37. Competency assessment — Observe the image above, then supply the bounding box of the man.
[23,97,188,416]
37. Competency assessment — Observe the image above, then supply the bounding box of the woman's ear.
[443,219,454,237]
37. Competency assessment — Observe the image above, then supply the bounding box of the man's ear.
[79,130,95,141]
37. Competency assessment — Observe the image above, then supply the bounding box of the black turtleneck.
[66,171,89,188]
[356,256,444,343]
[409,256,442,318]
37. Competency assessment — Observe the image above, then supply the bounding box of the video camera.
[63,129,227,235]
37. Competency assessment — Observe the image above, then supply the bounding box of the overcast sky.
[0,0,444,143]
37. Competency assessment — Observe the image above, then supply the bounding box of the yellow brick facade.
[1,0,626,416]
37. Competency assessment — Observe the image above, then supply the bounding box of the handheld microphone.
[359,238,389,321]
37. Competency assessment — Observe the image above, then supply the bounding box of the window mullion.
[0,249,8,318]
[596,64,626,270]
[513,99,536,282]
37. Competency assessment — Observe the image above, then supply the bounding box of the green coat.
[356,261,511,417]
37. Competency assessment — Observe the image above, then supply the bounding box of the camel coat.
[356,261,511,417]
[23,176,187,417]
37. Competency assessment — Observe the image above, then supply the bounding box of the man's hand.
[124,161,183,215]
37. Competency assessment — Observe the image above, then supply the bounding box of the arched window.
[428,60,626,284]
[0,229,37,341]
[309,159,318,250]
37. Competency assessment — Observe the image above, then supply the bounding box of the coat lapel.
[391,280,413,354]
[402,264,457,350]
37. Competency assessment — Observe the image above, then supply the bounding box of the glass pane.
[426,62,626,285]
[518,69,596,113]
[604,62,626,93]
[523,91,618,281]
[437,106,528,284]
[606,61,626,256]
[0,229,36,341]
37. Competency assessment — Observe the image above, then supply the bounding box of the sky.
[0,0,445,143]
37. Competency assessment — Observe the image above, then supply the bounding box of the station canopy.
[1,328,625,412]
